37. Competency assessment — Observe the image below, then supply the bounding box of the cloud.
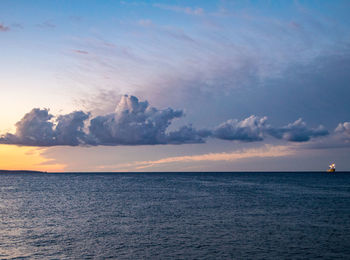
[87,95,210,145]
[36,21,56,29]
[0,95,209,146]
[73,49,89,55]
[153,4,204,16]
[267,118,329,142]
[64,1,350,128]
[98,144,295,171]
[88,95,184,145]
[305,121,350,149]
[1,108,56,146]
[55,111,90,145]
[0,109,89,146]
[331,122,350,146]
[212,116,328,143]
[213,116,267,142]
[0,95,333,147]
[11,23,23,29]
[166,125,211,144]
[0,23,10,32]
[335,122,350,136]
[138,19,153,27]
[74,89,122,116]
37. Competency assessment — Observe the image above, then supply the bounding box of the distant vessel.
[327,163,336,173]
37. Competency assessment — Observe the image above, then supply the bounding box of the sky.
[0,0,350,172]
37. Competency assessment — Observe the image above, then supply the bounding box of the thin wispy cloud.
[36,20,56,29]
[73,49,89,55]
[66,1,349,112]
[11,23,23,29]
[98,144,295,171]
[153,4,204,16]
[0,23,10,32]
[138,19,153,27]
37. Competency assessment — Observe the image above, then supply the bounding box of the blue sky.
[0,0,350,171]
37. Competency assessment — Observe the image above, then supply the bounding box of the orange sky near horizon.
[0,144,65,172]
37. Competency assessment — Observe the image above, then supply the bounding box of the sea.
[0,172,349,259]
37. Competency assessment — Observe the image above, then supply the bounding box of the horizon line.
[1,170,349,174]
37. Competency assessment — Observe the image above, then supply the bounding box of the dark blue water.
[0,172,349,259]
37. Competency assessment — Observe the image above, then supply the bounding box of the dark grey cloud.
[296,121,350,150]
[213,116,267,142]
[87,95,210,145]
[267,118,329,142]
[213,116,329,143]
[0,95,205,146]
[55,111,90,145]
[330,122,350,147]
[167,125,211,144]
[88,95,184,145]
[0,95,333,147]
[0,109,89,146]
[1,108,56,146]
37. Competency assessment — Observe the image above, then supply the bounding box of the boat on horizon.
[327,163,336,173]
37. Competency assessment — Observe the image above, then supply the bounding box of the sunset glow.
[0,0,349,171]
[0,145,64,171]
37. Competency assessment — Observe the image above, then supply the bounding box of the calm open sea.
[0,172,349,259]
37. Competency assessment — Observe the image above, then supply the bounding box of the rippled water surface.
[1,172,350,259]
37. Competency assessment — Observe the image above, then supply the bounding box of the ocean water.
[0,172,349,259]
